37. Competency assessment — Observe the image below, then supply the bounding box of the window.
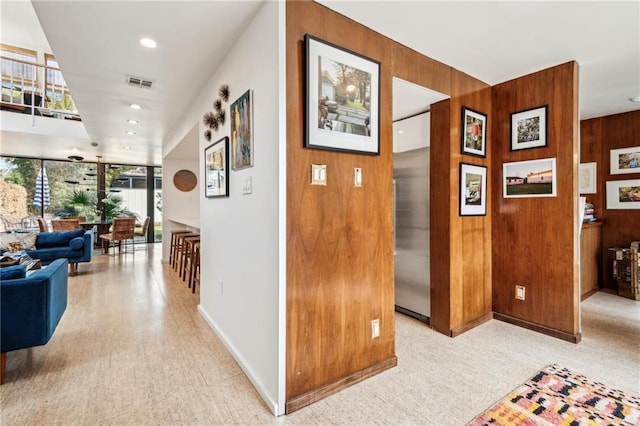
[44,53,77,113]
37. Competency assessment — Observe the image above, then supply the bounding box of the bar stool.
[173,232,198,273]
[180,236,200,283]
[186,241,201,293]
[169,230,192,269]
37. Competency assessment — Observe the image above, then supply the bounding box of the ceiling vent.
[126,75,154,89]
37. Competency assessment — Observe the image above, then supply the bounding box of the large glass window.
[0,155,162,242]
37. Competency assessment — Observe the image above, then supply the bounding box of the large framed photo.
[204,136,229,198]
[579,162,597,194]
[503,157,556,198]
[610,146,640,175]
[606,179,640,209]
[461,107,487,157]
[231,89,253,170]
[510,105,548,151]
[305,34,380,155]
[459,163,487,216]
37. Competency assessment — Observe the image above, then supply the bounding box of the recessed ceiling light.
[127,119,139,124]
[630,96,640,103]
[140,37,157,48]
[129,103,142,110]
[125,131,136,136]
[122,145,132,150]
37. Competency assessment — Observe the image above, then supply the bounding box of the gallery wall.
[491,62,580,342]
[163,1,283,414]
[286,0,492,411]
[580,110,640,288]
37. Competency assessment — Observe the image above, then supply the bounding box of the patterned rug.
[468,364,640,425]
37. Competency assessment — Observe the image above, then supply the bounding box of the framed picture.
[510,105,548,151]
[204,136,229,198]
[459,163,487,216]
[461,107,487,157]
[579,162,597,194]
[231,89,253,170]
[503,157,556,198]
[305,34,380,155]
[606,179,640,209]
[610,146,640,175]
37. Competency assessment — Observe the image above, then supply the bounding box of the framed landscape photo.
[606,179,640,209]
[610,146,640,175]
[204,136,229,198]
[503,157,556,198]
[461,107,487,157]
[459,163,487,216]
[230,89,253,170]
[511,105,548,151]
[304,34,380,155]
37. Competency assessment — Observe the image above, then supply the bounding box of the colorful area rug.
[468,364,640,425]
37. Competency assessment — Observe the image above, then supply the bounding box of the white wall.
[161,158,199,261]
[162,1,283,414]
[393,112,430,153]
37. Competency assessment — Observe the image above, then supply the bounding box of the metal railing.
[1,55,80,120]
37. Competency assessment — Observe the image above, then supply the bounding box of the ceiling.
[1,1,638,166]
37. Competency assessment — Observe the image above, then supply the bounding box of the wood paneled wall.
[491,62,580,342]
[581,110,640,288]
[286,0,492,411]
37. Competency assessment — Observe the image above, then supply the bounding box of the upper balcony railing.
[1,55,81,121]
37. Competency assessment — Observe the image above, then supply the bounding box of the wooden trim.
[493,312,581,343]
[1,352,6,385]
[285,356,397,414]
[449,312,493,337]
[580,288,599,302]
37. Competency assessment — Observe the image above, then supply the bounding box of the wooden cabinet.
[581,223,602,300]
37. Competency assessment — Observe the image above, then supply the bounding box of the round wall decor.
[173,169,197,192]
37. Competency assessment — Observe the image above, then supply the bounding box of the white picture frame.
[503,157,557,198]
[606,179,640,209]
[579,162,597,194]
[610,146,640,175]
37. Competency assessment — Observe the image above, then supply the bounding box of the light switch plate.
[354,168,362,187]
[311,164,327,185]
[242,176,252,194]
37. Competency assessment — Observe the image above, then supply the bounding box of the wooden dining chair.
[99,216,136,255]
[51,218,81,231]
[133,216,151,250]
[37,217,49,232]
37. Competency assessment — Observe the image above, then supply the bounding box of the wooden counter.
[581,222,603,300]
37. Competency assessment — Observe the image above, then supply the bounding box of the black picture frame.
[304,34,380,155]
[510,105,548,151]
[459,162,487,216]
[204,136,229,198]
[461,106,487,157]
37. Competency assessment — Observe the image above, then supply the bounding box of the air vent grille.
[126,75,154,89]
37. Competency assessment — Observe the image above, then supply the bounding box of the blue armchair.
[24,229,93,276]
[1,258,68,384]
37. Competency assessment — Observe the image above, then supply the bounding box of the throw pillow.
[0,231,38,251]
[0,264,27,280]
[69,237,84,250]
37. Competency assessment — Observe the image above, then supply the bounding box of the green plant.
[101,193,136,221]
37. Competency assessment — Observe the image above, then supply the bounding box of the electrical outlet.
[371,319,380,339]
[515,285,525,301]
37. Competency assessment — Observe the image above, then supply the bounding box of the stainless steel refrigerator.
[394,147,430,322]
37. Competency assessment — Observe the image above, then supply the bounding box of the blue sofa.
[0,258,68,384]
[25,229,93,276]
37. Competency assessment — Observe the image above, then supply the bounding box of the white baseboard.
[197,305,280,415]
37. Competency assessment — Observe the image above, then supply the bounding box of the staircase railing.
[1,55,80,120]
